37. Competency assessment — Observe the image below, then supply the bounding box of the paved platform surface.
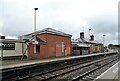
[1,56,73,70]
[0,52,115,70]
[95,61,120,81]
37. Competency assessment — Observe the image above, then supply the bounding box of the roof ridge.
[22,27,72,37]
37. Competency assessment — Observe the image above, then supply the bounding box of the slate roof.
[72,38,103,45]
[72,39,89,47]
[23,28,72,37]
[0,39,25,43]
[72,43,89,47]
[29,36,46,44]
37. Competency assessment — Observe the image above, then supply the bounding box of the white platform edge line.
[95,61,120,80]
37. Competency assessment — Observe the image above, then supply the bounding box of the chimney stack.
[0,36,5,39]
[80,32,84,39]
[90,35,94,41]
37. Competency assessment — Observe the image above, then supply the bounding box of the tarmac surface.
[1,56,71,69]
[95,61,120,81]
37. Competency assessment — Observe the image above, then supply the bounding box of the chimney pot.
[90,35,94,41]
[80,32,84,39]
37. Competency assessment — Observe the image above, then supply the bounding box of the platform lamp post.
[1,43,3,61]
[34,8,38,54]
[89,28,91,39]
[103,34,106,52]
[88,28,91,54]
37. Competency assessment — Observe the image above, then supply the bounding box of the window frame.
[36,44,40,53]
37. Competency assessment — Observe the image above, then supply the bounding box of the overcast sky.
[0,0,119,45]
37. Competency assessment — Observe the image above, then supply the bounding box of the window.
[73,47,76,50]
[36,44,40,53]
[77,47,80,50]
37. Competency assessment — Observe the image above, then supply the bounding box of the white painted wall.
[0,43,28,57]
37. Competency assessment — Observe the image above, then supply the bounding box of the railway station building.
[0,28,103,60]
[72,38,89,55]
[0,36,28,60]
[85,35,104,53]
[72,32,103,55]
[20,28,72,59]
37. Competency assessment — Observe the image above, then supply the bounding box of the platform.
[0,52,117,70]
[95,61,120,81]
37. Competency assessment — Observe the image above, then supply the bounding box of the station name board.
[0,43,15,50]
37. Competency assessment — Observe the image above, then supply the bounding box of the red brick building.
[72,32,103,54]
[88,35,104,53]
[21,28,72,59]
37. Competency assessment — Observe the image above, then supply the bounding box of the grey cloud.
[83,12,118,45]
[0,0,118,45]
[86,13,117,34]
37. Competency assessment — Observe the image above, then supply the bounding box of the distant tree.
[108,44,113,48]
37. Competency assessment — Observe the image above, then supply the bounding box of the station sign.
[0,42,15,50]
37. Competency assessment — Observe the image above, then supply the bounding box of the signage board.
[0,42,15,50]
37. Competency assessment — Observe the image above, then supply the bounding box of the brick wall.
[28,34,72,59]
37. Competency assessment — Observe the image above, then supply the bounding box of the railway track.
[21,54,118,81]
[50,55,118,81]
[72,56,118,81]
[3,53,107,81]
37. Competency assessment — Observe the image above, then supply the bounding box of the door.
[56,42,65,56]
